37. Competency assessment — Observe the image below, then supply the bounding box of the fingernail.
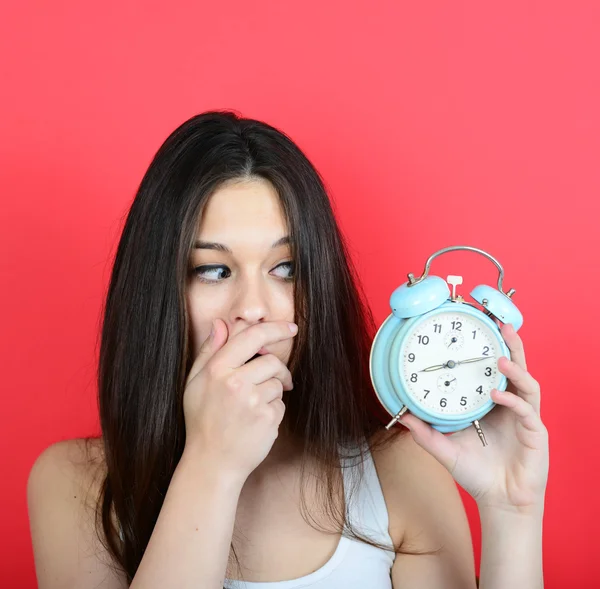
[210,320,215,338]
[288,322,298,334]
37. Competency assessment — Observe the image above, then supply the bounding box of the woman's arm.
[394,322,549,588]
[478,505,544,589]
[29,320,296,589]
[378,432,477,589]
[28,439,129,589]
[381,432,544,589]
[28,439,244,589]
[129,446,244,589]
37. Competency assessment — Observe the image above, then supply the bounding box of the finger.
[398,414,459,474]
[497,356,541,414]
[491,389,545,434]
[214,321,298,369]
[237,353,293,391]
[254,377,285,404]
[501,323,527,371]
[267,398,286,425]
[186,318,229,384]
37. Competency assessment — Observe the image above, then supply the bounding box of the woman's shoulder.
[27,437,127,589]
[28,437,107,506]
[370,429,458,492]
[370,430,472,550]
[33,435,106,463]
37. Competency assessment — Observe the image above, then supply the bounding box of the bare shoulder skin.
[372,431,478,589]
[27,438,128,589]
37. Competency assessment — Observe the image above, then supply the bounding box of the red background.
[1,1,598,586]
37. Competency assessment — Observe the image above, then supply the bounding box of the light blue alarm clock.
[369,245,523,446]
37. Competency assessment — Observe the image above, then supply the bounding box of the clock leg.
[472,420,488,446]
[386,406,408,430]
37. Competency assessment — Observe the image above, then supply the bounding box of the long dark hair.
[91,110,427,583]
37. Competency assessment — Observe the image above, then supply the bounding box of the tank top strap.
[338,440,394,553]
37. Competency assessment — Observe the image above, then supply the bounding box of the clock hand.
[419,362,449,372]
[420,357,489,372]
[420,356,489,372]
[456,356,489,365]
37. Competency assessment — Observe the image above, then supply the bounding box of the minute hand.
[456,356,489,365]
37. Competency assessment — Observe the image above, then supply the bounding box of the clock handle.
[406,245,515,298]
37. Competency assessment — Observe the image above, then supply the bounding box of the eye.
[272,261,295,281]
[191,261,295,284]
[192,265,231,283]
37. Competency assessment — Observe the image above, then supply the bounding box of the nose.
[229,272,270,326]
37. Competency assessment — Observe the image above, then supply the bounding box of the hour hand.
[419,363,448,372]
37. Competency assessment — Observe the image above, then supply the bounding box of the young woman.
[27,110,549,589]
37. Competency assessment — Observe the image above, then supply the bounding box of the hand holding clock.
[399,322,549,514]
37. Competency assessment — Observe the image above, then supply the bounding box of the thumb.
[186,318,228,385]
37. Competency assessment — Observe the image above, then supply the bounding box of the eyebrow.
[193,235,290,253]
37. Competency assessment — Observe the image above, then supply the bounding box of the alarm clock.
[369,245,523,446]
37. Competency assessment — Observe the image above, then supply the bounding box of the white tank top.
[223,442,396,589]
[117,443,396,587]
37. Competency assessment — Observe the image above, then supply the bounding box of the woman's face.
[186,177,296,365]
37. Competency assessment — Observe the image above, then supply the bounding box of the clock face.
[401,311,503,415]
